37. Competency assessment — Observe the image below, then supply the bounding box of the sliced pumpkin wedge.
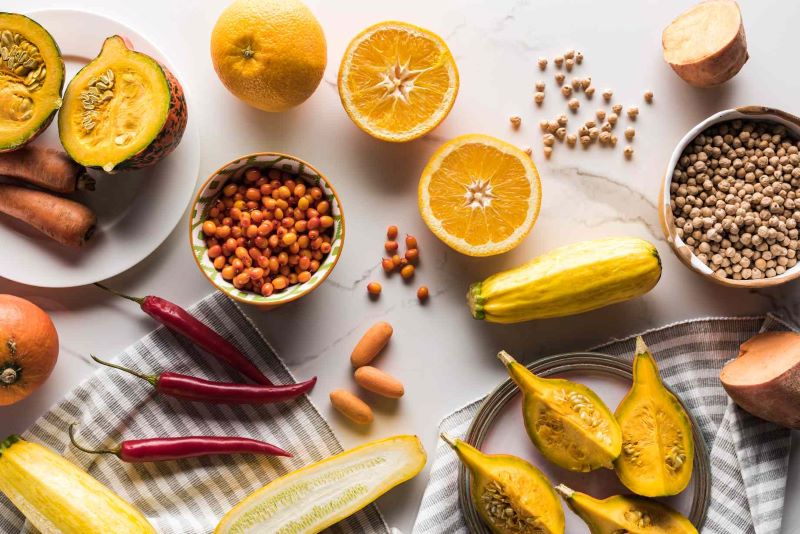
[58,35,187,172]
[215,435,426,533]
[0,13,64,152]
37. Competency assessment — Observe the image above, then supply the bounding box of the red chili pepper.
[92,355,316,405]
[95,283,273,385]
[69,423,291,462]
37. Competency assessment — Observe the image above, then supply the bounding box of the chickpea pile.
[202,167,335,296]
[670,119,800,280]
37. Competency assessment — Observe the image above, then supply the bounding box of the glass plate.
[458,352,710,533]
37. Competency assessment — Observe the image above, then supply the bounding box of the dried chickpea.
[534,92,545,105]
[535,81,546,92]
[509,115,522,128]
[584,86,595,98]
[624,145,634,159]
[555,72,565,85]
[537,57,548,70]
[612,104,623,114]
[624,127,635,140]
[561,85,572,98]
[643,90,654,103]
[568,98,580,112]
[627,106,639,119]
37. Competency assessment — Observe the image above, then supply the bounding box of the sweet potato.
[0,145,93,193]
[0,184,97,247]
[720,331,800,429]
[662,0,748,87]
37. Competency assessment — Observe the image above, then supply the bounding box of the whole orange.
[0,295,59,406]
[210,0,327,112]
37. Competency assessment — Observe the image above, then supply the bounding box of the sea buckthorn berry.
[298,271,311,283]
[417,286,429,301]
[213,256,226,270]
[320,216,334,228]
[401,264,415,279]
[202,221,217,236]
[317,200,330,215]
[387,225,399,240]
[392,254,402,267]
[244,168,261,182]
[381,258,394,272]
[405,235,418,249]
[405,248,419,263]
[367,282,382,295]
[208,245,222,259]
[385,240,399,252]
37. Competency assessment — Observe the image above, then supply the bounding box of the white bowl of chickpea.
[189,152,345,308]
[659,106,800,288]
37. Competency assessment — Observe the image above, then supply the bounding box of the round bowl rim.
[188,151,345,308]
[659,105,800,289]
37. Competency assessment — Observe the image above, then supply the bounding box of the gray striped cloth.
[412,315,794,534]
[0,291,389,534]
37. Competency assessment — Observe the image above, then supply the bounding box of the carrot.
[0,146,93,193]
[0,184,97,247]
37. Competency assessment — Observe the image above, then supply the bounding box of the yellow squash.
[615,337,694,497]
[499,351,622,472]
[468,237,661,323]
[0,435,155,534]
[216,435,426,534]
[555,484,698,534]
[441,434,564,534]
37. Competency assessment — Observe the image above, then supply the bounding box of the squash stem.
[440,433,457,448]
[554,484,574,499]
[90,355,158,387]
[497,350,515,366]
[68,423,121,457]
[93,283,144,305]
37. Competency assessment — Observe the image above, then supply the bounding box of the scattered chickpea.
[581,77,592,90]
[612,104,623,114]
[601,122,612,132]
[596,109,606,121]
[555,127,567,141]
[627,106,639,119]
[584,119,597,129]
[535,81,546,92]
[568,98,580,112]
[571,78,582,91]
[542,134,556,147]
[599,131,612,145]
[584,86,595,98]
[575,51,583,64]
[543,146,553,158]
[554,55,564,68]
[602,89,613,102]
[564,49,575,59]
[367,282,382,295]
[561,85,573,98]
[565,58,574,71]
[510,115,522,128]
[400,264,415,279]
[537,57,548,70]
[610,134,618,146]
[607,113,618,126]
[643,90,654,103]
[624,145,634,159]
[387,225,398,240]
[554,72,566,86]
[624,127,636,140]
[539,119,549,132]
[385,240,398,252]
[580,135,592,147]
[534,92,545,105]
[557,114,568,126]
[566,134,577,147]
[547,120,559,133]
[417,286,429,302]
[589,127,600,140]
[405,235,418,249]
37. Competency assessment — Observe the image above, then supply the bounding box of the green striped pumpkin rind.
[191,154,343,305]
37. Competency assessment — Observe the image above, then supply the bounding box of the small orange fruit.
[418,134,542,256]
[338,21,458,142]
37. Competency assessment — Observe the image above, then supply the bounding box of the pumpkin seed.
[79,69,115,132]
[0,30,45,90]
[481,479,546,534]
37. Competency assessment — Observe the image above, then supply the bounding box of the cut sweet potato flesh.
[663,1,742,65]
[59,36,169,170]
[721,331,800,385]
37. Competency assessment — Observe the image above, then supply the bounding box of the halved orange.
[338,21,458,142]
[419,134,542,256]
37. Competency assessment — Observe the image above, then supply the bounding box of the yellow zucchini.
[468,237,661,323]
[0,435,155,534]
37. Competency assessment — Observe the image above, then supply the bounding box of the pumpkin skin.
[0,295,58,406]
[58,35,187,172]
[0,13,65,152]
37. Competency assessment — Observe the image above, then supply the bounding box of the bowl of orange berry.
[189,152,345,308]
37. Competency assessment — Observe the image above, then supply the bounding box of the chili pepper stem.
[93,282,145,305]
[90,355,159,387]
[68,423,121,457]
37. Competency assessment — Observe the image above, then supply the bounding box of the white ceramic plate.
[0,9,199,288]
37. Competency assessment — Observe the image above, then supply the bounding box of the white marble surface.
[1,0,798,531]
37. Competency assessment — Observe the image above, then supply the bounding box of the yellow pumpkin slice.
[419,134,541,256]
[614,337,694,497]
[556,484,698,534]
[499,351,622,472]
[338,21,458,142]
[0,13,64,152]
[442,434,565,534]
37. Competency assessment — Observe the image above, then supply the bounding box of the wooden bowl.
[189,152,345,308]
[659,106,800,289]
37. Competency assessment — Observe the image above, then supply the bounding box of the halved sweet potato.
[662,0,748,87]
[720,331,800,429]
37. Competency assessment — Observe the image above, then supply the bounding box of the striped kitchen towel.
[0,291,389,534]
[412,315,794,534]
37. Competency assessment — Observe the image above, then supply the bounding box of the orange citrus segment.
[338,21,458,142]
[419,134,541,256]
